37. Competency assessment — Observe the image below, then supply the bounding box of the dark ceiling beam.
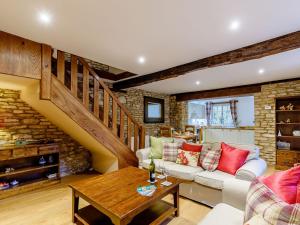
[51,57,135,81]
[174,77,300,101]
[113,31,300,89]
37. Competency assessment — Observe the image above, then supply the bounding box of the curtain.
[205,102,213,126]
[229,100,238,127]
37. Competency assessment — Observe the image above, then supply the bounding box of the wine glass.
[164,167,169,182]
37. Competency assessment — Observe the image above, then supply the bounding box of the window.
[188,102,207,126]
[210,103,234,127]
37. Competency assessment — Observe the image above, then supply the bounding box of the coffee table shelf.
[75,200,176,225]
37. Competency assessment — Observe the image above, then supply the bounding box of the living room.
[0,1,300,225]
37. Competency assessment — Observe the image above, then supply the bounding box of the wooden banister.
[51,50,146,153]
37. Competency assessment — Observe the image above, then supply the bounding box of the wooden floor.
[0,175,211,225]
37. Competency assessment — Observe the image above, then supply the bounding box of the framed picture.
[144,96,164,123]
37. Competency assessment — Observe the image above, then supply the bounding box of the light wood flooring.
[0,166,275,225]
[0,175,211,225]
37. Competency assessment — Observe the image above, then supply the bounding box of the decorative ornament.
[278,130,282,136]
[279,105,286,110]
[286,118,291,123]
[286,103,294,111]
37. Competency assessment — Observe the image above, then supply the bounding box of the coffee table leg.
[72,189,79,223]
[173,186,179,217]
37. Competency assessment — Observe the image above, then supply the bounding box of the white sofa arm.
[222,178,251,211]
[136,147,151,167]
[235,158,267,181]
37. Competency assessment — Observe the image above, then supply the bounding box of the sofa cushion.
[194,170,234,190]
[150,136,173,159]
[199,143,221,167]
[228,143,259,162]
[176,149,200,167]
[182,142,202,152]
[197,203,244,225]
[217,142,249,175]
[259,165,300,204]
[244,179,300,224]
[201,147,222,172]
[163,142,181,162]
[165,163,203,181]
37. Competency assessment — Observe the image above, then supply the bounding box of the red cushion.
[217,142,249,175]
[260,165,300,204]
[297,182,300,203]
[182,142,202,152]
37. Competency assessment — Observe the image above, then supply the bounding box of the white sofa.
[198,178,251,225]
[136,142,267,207]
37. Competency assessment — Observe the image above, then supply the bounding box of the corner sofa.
[198,178,251,225]
[136,142,267,207]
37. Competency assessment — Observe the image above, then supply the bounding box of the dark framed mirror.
[144,96,164,123]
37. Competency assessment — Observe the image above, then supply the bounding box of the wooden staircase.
[40,46,145,168]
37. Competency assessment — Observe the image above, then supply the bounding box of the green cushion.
[150,136,174,159]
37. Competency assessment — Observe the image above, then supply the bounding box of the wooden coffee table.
[69,166,182,225]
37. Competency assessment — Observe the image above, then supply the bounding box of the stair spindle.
[57,50,65,84]
[103,90,109,126]
[94,78,100,117]
[127,117,132,149]
[71,55,78,97]
[120,110,125,142]
[82,67,89,109]
[112,100,118,135]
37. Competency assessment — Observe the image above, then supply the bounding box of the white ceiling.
[0,0,300,94]
[138,49,300,94]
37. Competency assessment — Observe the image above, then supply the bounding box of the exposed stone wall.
[0,89,91,176]
[170,97,188,130]
[114,88,170,136]
[254,80,300,165]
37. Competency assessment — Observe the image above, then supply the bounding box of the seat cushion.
[194,170,234,190]
[197,203,244,225]
[165,163,203,181]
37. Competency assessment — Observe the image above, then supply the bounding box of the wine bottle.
[149,156,156,183]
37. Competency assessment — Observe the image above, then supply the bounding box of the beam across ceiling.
[113,31,300,89]
[174,78,300,101]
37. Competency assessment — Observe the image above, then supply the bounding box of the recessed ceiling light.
[38,11,52,25]
[258,68,265,75]
[196,81,201,85]
[138,56,146,64]
[229,20,240,31]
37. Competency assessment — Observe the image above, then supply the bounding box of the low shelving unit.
[275,96,300,170]
[0,143,60,199]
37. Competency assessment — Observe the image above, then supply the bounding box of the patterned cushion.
[244,179,300,225]
[244,214,269,225]
[201,149,222,172]
[176,149,200,167]
[199,143,221,171]
[163,142,181,162]
[199,143,221,166]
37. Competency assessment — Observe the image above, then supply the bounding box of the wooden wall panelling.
[0,31,42,79]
